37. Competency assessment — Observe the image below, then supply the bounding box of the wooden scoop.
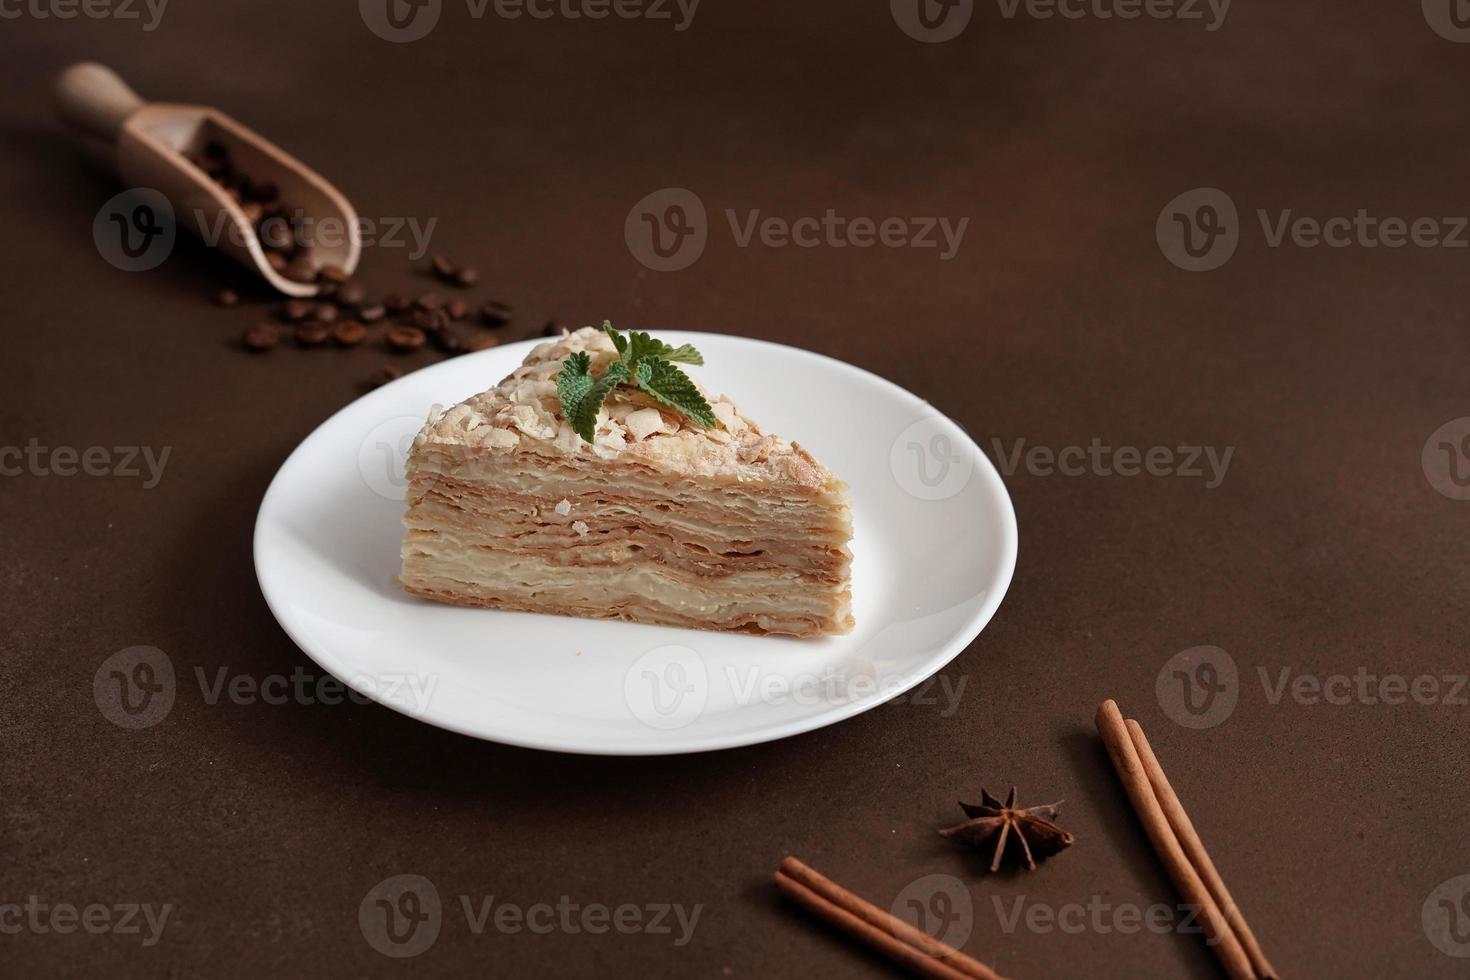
[54,62,359,297]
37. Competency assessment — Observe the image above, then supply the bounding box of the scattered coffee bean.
[259,218,294,252]
[416,291,444,312]
[452,267,479,288]
[265,252,288,273]
[295,321,331,347]
[412,308,448,332]
[384,292,412,314]
[313,302,340,324]
[447,299,468,321]
[358,303,387,323]
[479,301,512,326]
[433,327,464,354]
[280,299,315,322]
[333,321,367,347]
[542,320,565,337]
[318,264,350,285]
[368,365,403,388]
[465,333,500,352]
[431,255,456,279]
[387,326,427,352]
[243,323,280,351]
[284,256,317,283]
[213,288,239,307]
[336,280,367,306]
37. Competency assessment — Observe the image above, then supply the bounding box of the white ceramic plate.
[253,332,1016,754]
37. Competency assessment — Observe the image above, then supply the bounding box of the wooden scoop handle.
[54,62,145,143]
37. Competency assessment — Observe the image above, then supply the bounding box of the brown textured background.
[5,1,1470,976]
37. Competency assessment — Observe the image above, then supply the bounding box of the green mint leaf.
[602,321,628,358]
[634,358,717,428]
[621,330,703,369]
[567,378,613,443]
[559,355,630,444]
[658,344,704,366]
[556,351,594,423]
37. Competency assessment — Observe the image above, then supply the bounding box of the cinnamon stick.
[1126,719,1279,980]
[777,857,1006,980]
[1094,699,1256,980]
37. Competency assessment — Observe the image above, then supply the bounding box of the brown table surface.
[6,1,1470,977]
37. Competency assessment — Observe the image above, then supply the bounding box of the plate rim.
[253,332,1018,755]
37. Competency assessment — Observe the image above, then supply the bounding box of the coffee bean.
[431,255,456,279]
[295,321,331,347]
[336,279,367,306]
[433,327,464,354]
[384,292,412,314]
[280,299,315,322]
[259,218,294,252]
[333,321,367,346]
[466,333,500,352]
[452,267,479,288]
[213,288,239,307]
[358,303,387,323]
[240,202,264,224]
[368,365,403,388]
[243,323,280,351]
[313,303,340,324]
[284,256,317,283]
[318,264,350,284]
[416,291,444,312]
[447,299,468,321]
[387,326,427,351]
[266,252,288,273]
[412,308,449,332]
[542,320,565,337]
[479,301,512,326]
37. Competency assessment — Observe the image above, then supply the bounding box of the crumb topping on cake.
[412,327,834,487]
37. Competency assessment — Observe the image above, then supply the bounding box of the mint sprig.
[557,322,716,444]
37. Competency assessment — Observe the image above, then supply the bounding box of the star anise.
[939,787,1075,872]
